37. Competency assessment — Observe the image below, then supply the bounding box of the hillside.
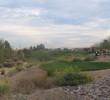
[1,74,110,100]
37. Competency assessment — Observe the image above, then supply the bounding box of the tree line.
[92,37,110,50]
[0,39,13,63]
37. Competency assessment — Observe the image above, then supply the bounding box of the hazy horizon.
[0,0,110,48]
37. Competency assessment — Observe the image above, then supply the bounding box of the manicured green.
[41,61,110,76]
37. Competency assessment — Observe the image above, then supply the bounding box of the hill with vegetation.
[0,38,110,100]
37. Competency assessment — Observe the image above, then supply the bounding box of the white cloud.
[0,0,110,48]
[0,17,110,48]
[68,38,81,41]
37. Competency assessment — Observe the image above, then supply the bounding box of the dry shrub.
[1,69,5,75]
[5,59,13,62]
[15,72,53,94]
[7,68,17,77]
[0,64,3,68]
[16,61,23,66]
[32,73,53,89]
[3,62,15,68]
[7,66,24,77]
[16,66,24,72]
[15,78,35,94]
[13,58,18,62]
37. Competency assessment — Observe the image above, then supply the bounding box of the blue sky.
[0,0,110,48]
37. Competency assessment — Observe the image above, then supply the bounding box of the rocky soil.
[1,75,110,100]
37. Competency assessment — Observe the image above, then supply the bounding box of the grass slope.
[41,61,110,73]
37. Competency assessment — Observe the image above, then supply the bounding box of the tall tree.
[0,39,13,63]
[37,44,45,50]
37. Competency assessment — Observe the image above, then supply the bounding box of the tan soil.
[8,65,45,93]
[94,55,110,62]
[85,69,110,80]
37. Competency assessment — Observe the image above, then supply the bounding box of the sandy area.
[85,69,110,80]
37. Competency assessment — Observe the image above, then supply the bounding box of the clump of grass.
[72,58,83,62]
[56,56,70,62]
[26,65,32,68]
[7,68,17,77]
[16,66,24,72]
[0,80,9,96]
[3,62,15,68]
[84,55,97,61]
[56,55,75,62]
[53,67,94,86]
[32,73,53,89]
[0,64,3,68]
[16,78,35,94]
[15,72,53,94]
[7,66,24,77]
[16,61,23,66]
[26,63,35,68]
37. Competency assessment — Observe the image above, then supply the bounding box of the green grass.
[41,61,110,75]
[0,80,9,96]
[63,51,93,57]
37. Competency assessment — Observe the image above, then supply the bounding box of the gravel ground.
[1,75,110,100]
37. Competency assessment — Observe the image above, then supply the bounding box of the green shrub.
[0,80,9,96]
[16,61,23,66]
[56,57,69,62]
[26,63,35,68]
[26,65,32,68]
[16,66,24,72]
[25,50,54,62]
[53,67,94,86]
[0,64,3,68]
[84,55,97,61]
[13,58,18,62]
[46,69,54,76]
[7,66,24,77]
[7,68,17,77]
[3,62,15,68]
[73,58,83,62]
[5,59,13,62]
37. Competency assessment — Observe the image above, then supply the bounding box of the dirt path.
[94,56,110,62]
[8,65,45,93]
[85,69,110,80]
[9,66,44,82]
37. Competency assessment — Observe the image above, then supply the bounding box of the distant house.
[72,48,91,52]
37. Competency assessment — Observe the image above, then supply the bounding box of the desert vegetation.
[0,80,9,96]
[52,67,93,86]
[0,38,110,100]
